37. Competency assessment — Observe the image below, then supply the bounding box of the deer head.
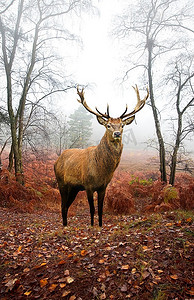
[77,85,149,142]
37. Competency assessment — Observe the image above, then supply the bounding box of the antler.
[77,86,110,119]
[120,85,149,120]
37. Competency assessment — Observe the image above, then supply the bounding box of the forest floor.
[0,208,193,300]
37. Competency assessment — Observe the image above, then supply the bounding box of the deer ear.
[123,116,135,126]
[97,116,108,126]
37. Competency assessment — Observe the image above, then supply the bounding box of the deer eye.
[107,124,111,129]
[121,123,124,128]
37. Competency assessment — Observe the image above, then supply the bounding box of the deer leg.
[67,187,79,210]
[60,186,79,226]
[87,190,95,226]
[59,186,68,226]
[97,189,106,227]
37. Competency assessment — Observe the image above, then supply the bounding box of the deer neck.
[95,131,123,171]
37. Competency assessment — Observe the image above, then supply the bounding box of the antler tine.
[120,104,128,119]
[77,86,109,119]
[120,85,149,120]
[107,104,110,118]
[95,106,109,119]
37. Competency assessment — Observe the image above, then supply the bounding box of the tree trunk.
[147,40,167,183]
[8,143,14,172]
[169,146,178,186]
[169,95,182,185]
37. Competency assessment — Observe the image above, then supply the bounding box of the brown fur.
[54,86,148,226]
[54,118,127,226]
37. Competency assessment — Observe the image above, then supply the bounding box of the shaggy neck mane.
[94,131,123,172]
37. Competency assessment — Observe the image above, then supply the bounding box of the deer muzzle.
[113,131,121,139]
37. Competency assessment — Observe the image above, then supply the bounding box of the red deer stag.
[54,85,149,226]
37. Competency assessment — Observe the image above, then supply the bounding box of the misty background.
[0,0,194,185]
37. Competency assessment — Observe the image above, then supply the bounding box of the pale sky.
[59,0,154,148]
[55,0,193,151]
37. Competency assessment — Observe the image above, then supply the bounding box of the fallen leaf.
[49,284,57,292]
[58,278,66,283]
[121,265,129,270]
[81,249,87,256]
[187,287,194,296]
[17,245,22,252]
[106,246,112,251]
[58,260,66,265]
[23,268,30,273]
[5,278,20,291]
[154,275,161,281]
[40,278,48,288]
[64,270,70,276]
[142,271,150,279]
[62,290,71,297]
[120,284,128,292]
[131,268,136,274]
[170,274,178,280]
[60,283,66,288]
[165,223,174,226]
[100,292,106,299]
[93,287,98,297]
[99,259,105,264]
[186,217,192,223]
[33,262,47,269]
[66,276,74,284]
[142,246,148,250]
[69,296,76,300]
[24,291,32,296]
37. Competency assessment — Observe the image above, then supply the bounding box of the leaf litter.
[0,208,193,299]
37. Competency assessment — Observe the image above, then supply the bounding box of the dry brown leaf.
[40,278,48,288]
[120,284,128,292]
[58,260,66,265]
[81,249,88,256]
[49,284,57,292]
[66,276,74,284]
[5,278,20,291]
[121,265,129,270]
[100,292,106,299]
[24,291,32,296]
[99,259,105,264]
[142,271,150,279]
[106,246,112,251]
[165,223,174,226]
[170,274,178,280]
[33,262,47,269]
[64,269,70,276]
[154,275,161,281]
[187,287,194,296]
[62,290,71,297]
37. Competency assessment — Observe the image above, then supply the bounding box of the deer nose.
[114,131,121,138]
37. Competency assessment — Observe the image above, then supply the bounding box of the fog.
[0,0,193,159]
[53,0,156,151]
[53,0,193,153]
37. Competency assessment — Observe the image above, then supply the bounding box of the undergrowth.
[0,160,193,215]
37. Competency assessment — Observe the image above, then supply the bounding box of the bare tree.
[0,0,94,184]
[166,54,194,185]
[113,0,193,183]
[0,0,15,15]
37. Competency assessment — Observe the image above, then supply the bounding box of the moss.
[129,176,153,186]
[163,185,179,204]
